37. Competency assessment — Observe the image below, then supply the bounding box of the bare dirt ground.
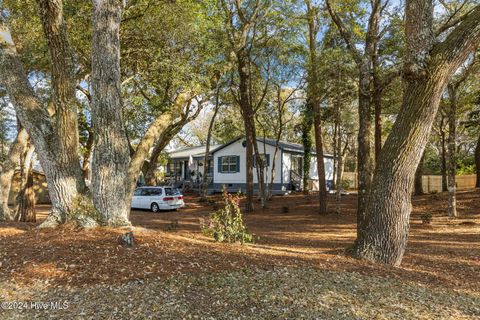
[0,190,479,319]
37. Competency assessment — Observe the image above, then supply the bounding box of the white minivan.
[131,186,185,212]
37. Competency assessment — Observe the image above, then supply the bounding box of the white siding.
[309,156,334,180]
[212,139,335,185]
[213,141,245,184]
[213,140,283,184]
[282,151,291,183]
[324,157,334,181]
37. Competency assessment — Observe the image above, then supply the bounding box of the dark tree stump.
[120,232,134,247]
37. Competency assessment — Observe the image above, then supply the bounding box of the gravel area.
[1,267,479,319]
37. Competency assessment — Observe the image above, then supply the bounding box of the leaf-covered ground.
[1,190,479,319]
[1,267,479,319]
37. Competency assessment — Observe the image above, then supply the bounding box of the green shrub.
[69,194,100,228]
[339,179,351,190]
[201,190,253,244]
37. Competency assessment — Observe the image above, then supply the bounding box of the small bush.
[421,213,433,224]
[339,179,351,190]
[201,190,253,244]
[70,194,100,228]
[167,219,179,231]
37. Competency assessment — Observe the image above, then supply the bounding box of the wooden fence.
[341,172,477,193]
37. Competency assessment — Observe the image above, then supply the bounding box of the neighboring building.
[165,137,334,194]
[8,169,50,205]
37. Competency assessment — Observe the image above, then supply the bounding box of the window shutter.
[236,156,240,172]
[218,157,222,173]
[266,154,270,167]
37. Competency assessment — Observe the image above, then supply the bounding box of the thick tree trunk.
[476,133,480,188]
[351,0,480,266]
[0,126,28,221]
[143,126,178,186]
[91,0,131,226]
[0,11,87,228]
[447,84,457,218]
[414,151,425,195]
[352,73,448,265]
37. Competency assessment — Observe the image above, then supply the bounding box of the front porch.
[165,157,214,192]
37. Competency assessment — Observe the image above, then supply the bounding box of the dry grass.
[0,190,479,319]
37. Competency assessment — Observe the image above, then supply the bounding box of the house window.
[219,156,239,173]
[253,153,270,168]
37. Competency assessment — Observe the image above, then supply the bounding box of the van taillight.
[177,195,184,200]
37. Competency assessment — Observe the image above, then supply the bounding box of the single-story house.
[165,137,334,194]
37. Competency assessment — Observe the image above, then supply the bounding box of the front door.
[291,155,303,176]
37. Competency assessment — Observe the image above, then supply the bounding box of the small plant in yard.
[167,219,179,231]
[201,190,253,244]
[420,213,433,224]
[339,179,351,191]
[70,194,100,228]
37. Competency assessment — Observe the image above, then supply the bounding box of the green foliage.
[201,190,253,244]
[69,194,100,227]
[301,105,314,181]
[339,179,351,190]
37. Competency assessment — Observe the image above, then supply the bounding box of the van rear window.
[165,188,180,196]
[147,188,162,196]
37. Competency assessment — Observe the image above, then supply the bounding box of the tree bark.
[0,126,28,221]
[306,1,327,213]
[0,5,87,228]
[374,87,382,163]
[237,48,256,212]
[447,84,457,217]
[356,63,375,230]
[91,0,131,226]
[351,0,480,266]
[15,144,36,222]
[439,117,448,192]
[143,120,185,186]
[82,129,94,181]
[301,109,313,194]
[476,133,480,188]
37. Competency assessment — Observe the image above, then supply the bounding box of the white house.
[165,137,334,194]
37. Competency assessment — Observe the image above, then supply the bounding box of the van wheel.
[151,202,160,212]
